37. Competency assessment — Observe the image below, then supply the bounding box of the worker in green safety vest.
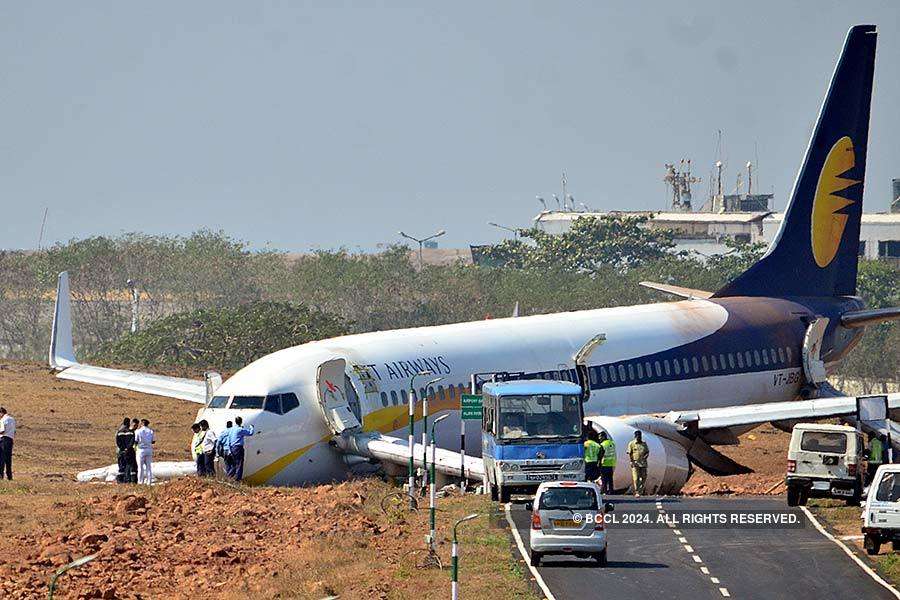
[867,432,885,485]
[598,431,616,495]
[583,428,602,483]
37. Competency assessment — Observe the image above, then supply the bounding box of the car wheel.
[594,549,607,567]
[530,551,541,567]
[787,485,801,507]
[500,486,511,503]
[865,533,881,556]
[846,494,861,507]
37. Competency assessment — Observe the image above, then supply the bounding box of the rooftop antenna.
[553,194,561,211]
[537,196,547,211]
[37,207,49,250]
[561,171,568,210]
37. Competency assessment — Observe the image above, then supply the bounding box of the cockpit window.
[281,393,300,413]
[208,395,229,409]
[264,395,283,415]
[230,396,265,410]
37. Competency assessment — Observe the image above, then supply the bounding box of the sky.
[1,1,898,252]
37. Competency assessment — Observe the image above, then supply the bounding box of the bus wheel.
[500,486,511,503]
[490,484,498,502]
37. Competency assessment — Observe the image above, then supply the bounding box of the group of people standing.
[584,427,650,496]
[115,418,156,484]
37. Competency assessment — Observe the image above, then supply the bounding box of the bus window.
[496,394,581,440]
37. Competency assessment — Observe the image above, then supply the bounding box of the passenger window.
[778,348,786,363]
[618,365,626,381]
[281,393,300,413]
[609,366,617,383]
[448,386,456,400]
[673,360,681,375]
[721,354,728,369]
[745,351,753,367]
[701,356,709,372]
[728,354,735,369]
[645,362,653,378]
[401,389,409,404]
[380,392,389,407]
[762,350,769,366]
[786,347,792,362]
[264,394,283,414]
[664,360,671,376]
[438,385,445,401]
[627,364,635,381]
[589,367,598,385]
[711,355,718,370]
[600,366,608,383]
[683,358,690,373]
[737,353,744,369]
[208,395,229,409]
[637,363,644,379]
[655,361,662,377]
[428,386,435,399]
[754,350,761,366]
[771,348,778,364]
[390,391,398,406]
[458,384,466,397]
[420,387,427,400]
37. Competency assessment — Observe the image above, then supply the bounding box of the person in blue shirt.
[217,421,235,478]
[229,416,255,481]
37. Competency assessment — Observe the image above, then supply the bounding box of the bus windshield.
[497,394,582,440]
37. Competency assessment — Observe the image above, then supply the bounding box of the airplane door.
[316,358,362,434]
[802,317,829,386]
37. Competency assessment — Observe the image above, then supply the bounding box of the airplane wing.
[638,281,713,300]
[338,432,484,480]
[666,391,900,431]
[49,272,207,404]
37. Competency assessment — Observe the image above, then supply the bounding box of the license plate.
[526,474,558,481]
[553,519,579,528]
[831,487,853,497]
[812,481,830,490]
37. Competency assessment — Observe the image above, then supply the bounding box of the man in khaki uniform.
[626,430,649,496]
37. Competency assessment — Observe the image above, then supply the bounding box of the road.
[507,496,897,599]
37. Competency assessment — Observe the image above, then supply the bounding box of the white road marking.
[693,555,703,563]
[504,504,557,600]
[720,587,730,597]
[684,545,694,553]
[678,537,687,543]
[700,566,710,575]
[673,529,682,535]
[839,534,865,541]
[801,506,900,599]
[711,577,720,584]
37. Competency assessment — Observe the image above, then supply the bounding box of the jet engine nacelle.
[585,416,691,495]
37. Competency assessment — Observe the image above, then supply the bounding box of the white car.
[526,480,612,566]
[863,464,900,555]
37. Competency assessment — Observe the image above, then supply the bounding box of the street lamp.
[487,222,520,239]
[451,513,481,600]
[421,376,443,495]
[399,229,446,269]
[428,413,450,551]
[408,370,433,507]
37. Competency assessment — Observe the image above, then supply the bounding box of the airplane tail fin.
[49,271,77,369]
[714,25,876,299]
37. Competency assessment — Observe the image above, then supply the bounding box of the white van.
[786,423,864,506]
[863,464,900,555]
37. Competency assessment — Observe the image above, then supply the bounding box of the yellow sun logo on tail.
[811,136,859,268]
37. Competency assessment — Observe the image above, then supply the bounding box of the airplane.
[52,25,900,493]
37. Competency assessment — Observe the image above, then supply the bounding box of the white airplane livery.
[53,25,900,494]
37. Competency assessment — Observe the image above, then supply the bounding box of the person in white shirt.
[0,407,15,480]
[134,419,156,484]
[198,420,217,477]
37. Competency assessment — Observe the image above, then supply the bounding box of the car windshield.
[800,431,848,454]
[876,473,900,503]
[497,394,581,440]
[539,487,598,511]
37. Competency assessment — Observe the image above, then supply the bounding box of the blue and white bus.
[481,380,585,502]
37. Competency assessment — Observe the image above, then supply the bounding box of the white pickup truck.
[863,464,900,555]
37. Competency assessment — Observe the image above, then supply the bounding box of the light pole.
[487,222,520,239]
[421,376,443,495]
[451,513,481,600]
[408,370,432,508]
[398,229,446,269]
[428,413,450,551]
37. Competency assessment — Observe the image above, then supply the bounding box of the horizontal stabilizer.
[639,281,712,300]
[841,307,900,328]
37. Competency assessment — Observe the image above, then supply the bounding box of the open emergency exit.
[316,358,362,434]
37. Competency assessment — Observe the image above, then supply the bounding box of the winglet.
[49,271,77,369]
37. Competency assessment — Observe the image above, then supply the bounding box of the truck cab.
[786,423,864,506]
[863,464,900,555]
[481,380,585,503]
